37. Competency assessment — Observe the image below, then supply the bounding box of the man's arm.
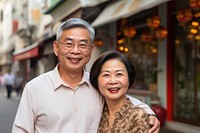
[126,95,160,133]
[126,95,155,114]
[12,84,35,133]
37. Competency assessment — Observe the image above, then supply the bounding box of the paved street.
[0,91,19,133]
[160,126,182,133]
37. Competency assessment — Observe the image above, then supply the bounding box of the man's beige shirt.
[12,66,104,133]
[12,66,154,133]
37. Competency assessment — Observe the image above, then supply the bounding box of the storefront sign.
[13,47,39,61]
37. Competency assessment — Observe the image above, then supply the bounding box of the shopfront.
[13,42,42,82]
[92,0,200,127]
[173,0,200,126]
[92,0,169,106]
[114,0,200,126]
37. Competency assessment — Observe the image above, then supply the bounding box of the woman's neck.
[106,97,127,130]
[106,97,127,114]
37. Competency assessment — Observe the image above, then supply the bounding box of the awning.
[80,0,109,7]
[13,42,40,61]
[92,0,171,27]
[0,35,16,54]
[0,42,14,54]
[47,0,109,24]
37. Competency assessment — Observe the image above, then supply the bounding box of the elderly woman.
[90,50,150,133]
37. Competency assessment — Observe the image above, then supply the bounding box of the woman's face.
[98,59,129,101]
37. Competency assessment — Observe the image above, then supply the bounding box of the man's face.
[53,27,94,73]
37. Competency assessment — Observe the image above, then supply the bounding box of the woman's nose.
[109,76,117,84]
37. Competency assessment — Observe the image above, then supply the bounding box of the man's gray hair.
[56,18,95,43]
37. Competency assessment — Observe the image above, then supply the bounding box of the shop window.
[116,9,160,93]
[173,0,200,125]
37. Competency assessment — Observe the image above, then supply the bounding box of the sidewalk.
[164,121,200,133]
[160,126,183,133]
[0,91,20,133]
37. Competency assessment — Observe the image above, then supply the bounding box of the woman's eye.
[102,74,109,77]
[116,73,123,76]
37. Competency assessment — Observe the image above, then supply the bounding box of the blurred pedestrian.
[0,72,4,91]
[12,18,160,133]
[3,68,15,99]
[0,73,2,86]
[14,71,23,96]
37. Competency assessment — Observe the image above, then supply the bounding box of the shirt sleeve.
[12,83,35,133]
[126,95,155,114]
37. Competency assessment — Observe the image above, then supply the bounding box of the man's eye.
[65,43,73,47]
[79,43,88,48]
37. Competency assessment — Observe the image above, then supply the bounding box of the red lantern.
[94,38,104,47]
[123,27,129,37]
[176,9,193,23]
[141,31,154,43]
[155,27,168,40]
[189,0,200,9]
[123,26,136,38]
[129,27,137,38]
[146,16,161,29]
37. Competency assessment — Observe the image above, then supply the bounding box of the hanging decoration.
[155,27,168,40]
[176,9,193,23]
[123,26,137,38]
[189,0,200,9]
[118,46,129,52]
[141,31,154,43]
[141,15,168,42]
[146,16,161,29]
[94,37,104,47]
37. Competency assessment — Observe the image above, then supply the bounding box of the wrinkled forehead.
[57,27,91,41]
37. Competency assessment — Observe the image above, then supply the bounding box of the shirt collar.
[117,98,133,116]
[104,98,134,117]
[50,65,90,91]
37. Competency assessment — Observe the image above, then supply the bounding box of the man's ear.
[53,41,59,56]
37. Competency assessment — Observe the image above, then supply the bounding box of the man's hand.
[148,115,160,133]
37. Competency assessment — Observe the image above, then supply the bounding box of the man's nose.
[71,44,80,52]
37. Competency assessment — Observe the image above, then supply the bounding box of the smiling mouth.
[108,87,120,93]
[68,57,81,63]
[108,88,120,91]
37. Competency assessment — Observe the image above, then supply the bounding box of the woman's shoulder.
[127,99,149,119]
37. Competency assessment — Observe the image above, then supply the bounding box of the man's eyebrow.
[79,39,89,43]
[63,37,73,41]
[63,38,88,42]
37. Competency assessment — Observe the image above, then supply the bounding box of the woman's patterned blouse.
[98,98,150,133]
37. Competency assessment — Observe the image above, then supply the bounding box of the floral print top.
[98,98,150,133]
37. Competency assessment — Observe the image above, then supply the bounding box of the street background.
[0,90,19,133]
